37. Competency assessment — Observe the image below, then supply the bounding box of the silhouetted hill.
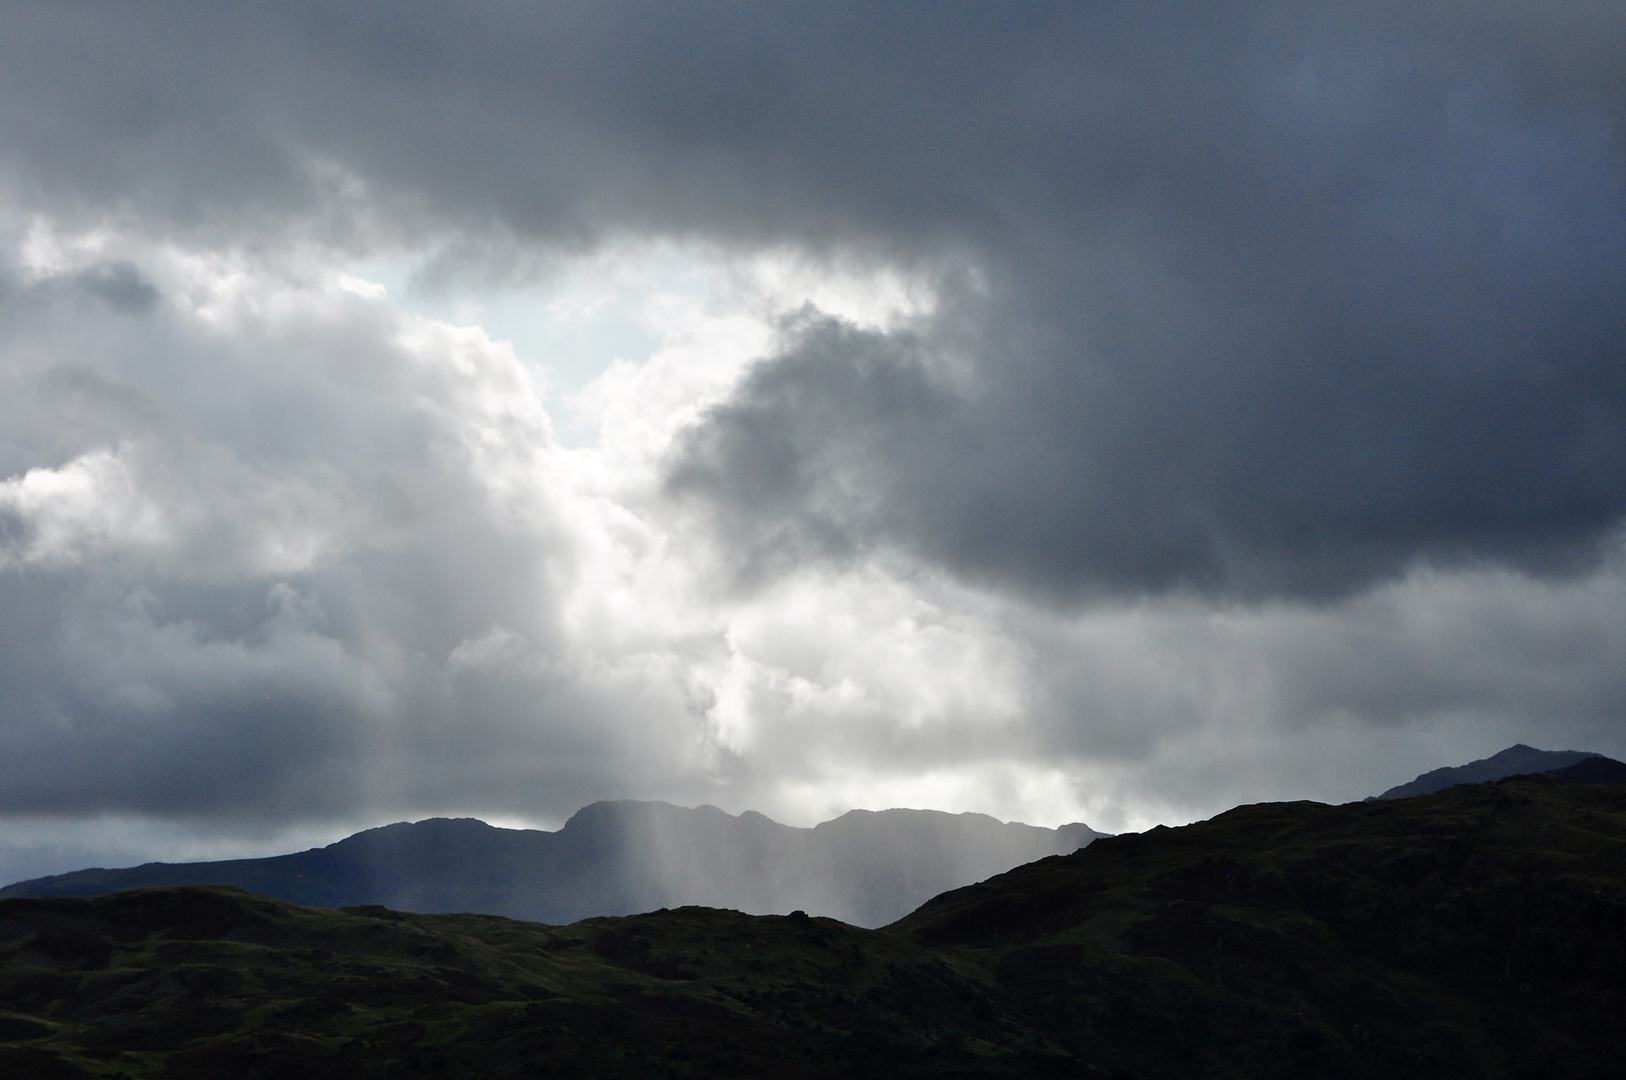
[0,802,1101,928]
[2,777,1622,1078]
[1548,755,1626,786]
[890,774,1626,1077]
[1375,743,1608,798]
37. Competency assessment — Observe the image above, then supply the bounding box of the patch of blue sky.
[345,246,725,444]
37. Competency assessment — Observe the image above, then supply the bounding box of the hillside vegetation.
[2,776,1621,1078]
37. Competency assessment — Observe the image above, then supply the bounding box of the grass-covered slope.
[2,776,1621,1078]
[0,888,1065,1079]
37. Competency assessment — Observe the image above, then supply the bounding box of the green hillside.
[3,776,1621,1078]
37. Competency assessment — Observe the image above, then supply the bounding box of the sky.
[2,2,1625,884]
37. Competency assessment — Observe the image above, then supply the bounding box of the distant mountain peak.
[0,800,1102,928]
[1377,744,1614,800]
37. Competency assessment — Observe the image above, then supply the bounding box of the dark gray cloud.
[647,5,1626,598]
[10,2,1613,597]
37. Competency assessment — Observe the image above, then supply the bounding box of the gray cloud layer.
[9,2,1621,597]
[0,3,1624,868]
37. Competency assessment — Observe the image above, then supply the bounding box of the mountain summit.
[1376,743,1623,799]
[0,802,1100,928]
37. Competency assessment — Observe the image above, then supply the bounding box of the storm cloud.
[6,2,1621,596]
[0,2,1624,878]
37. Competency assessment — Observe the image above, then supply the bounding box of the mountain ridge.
[0,800,1102,928]
[1376,743,1613,799]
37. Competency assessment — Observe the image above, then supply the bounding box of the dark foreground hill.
[1375,743,1616,799]
[0,802,1101,929]
[3,776,1623,1079]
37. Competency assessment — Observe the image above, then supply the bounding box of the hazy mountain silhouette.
[1375,743,1621,799]
[0,802,1100,927]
